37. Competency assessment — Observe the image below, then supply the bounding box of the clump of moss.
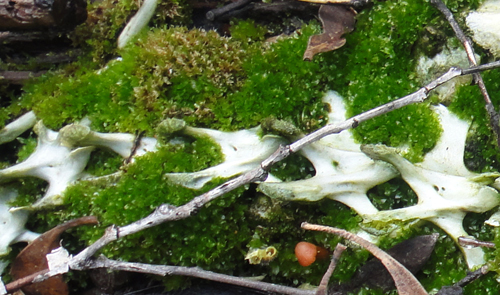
[20,57,141,132]
[70,0,190,65]
[317,0,444,162]
[221,23,329,132]
[32,139,250,289]
[230,19,267,43]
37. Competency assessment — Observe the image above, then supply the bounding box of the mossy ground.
[2,0,500,293]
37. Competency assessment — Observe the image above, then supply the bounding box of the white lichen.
[58,123,157,158]
[162,118,286,189]
[416,44,476,103]
[362,105,500,268]
[0,186,40,274]
[258,91,398,217]
[0,122,94,209]
[466,0,500,57]
[0,111,36,145]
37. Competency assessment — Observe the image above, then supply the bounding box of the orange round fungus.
[295,241,319,267]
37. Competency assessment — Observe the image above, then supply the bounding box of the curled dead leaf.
[331,234,438,294]
[10,216,98,295]
[303,5,357,60]
[301,222,430,295]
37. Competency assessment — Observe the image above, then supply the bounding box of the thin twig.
[430,0,500,148]
[455,264,489,288]
[125,131,145,164]
[4,269,49,294]
[0,71,46,85]
[298,0,371,8]
[316,243,346,295]
[462,60,500,75]
[87,256,316,295]
[458,236,495,249]
[206,0,254,21]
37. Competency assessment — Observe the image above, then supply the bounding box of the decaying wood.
[0,0,87,30]
[0,71,46,84]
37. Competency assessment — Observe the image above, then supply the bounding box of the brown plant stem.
[316,243,346,295]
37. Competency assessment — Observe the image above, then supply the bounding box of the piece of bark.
[303,4,356,60]
[0,0,87,30]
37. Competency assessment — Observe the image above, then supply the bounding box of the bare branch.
[463,60,500,75]
[206,0,253,21]
[455,264,489,288]
[86,256,316,295]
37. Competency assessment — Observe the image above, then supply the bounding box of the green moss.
[230,19,267,43]
[21,57,140,132]
[223,23,329,132]
[2,0,498,292]
[368,179,418,211]
[15,137,37,162]
[36,140,243,288]
[84,150,124,177]
[268,153,315,182]
[317,0,444,162]
[69,0,190,65]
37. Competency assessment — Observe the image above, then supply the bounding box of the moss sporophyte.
[3,0,500,293]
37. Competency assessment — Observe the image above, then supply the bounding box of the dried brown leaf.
[303,5,356,61]
[10,216,98,295]
[331,234,438,294]
[301,222,429,295]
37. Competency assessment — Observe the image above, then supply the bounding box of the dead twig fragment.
[316,243,346,295]
[458,236,495,248]
[430,0,500,149]
[87,256,316,295]
[0,71,46,85]
[303,4,356,61]
[437,264,489,294]
[301,222,429,295]
[298,0,371,8]
[206,0,254,21]
[4,269,50,294]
